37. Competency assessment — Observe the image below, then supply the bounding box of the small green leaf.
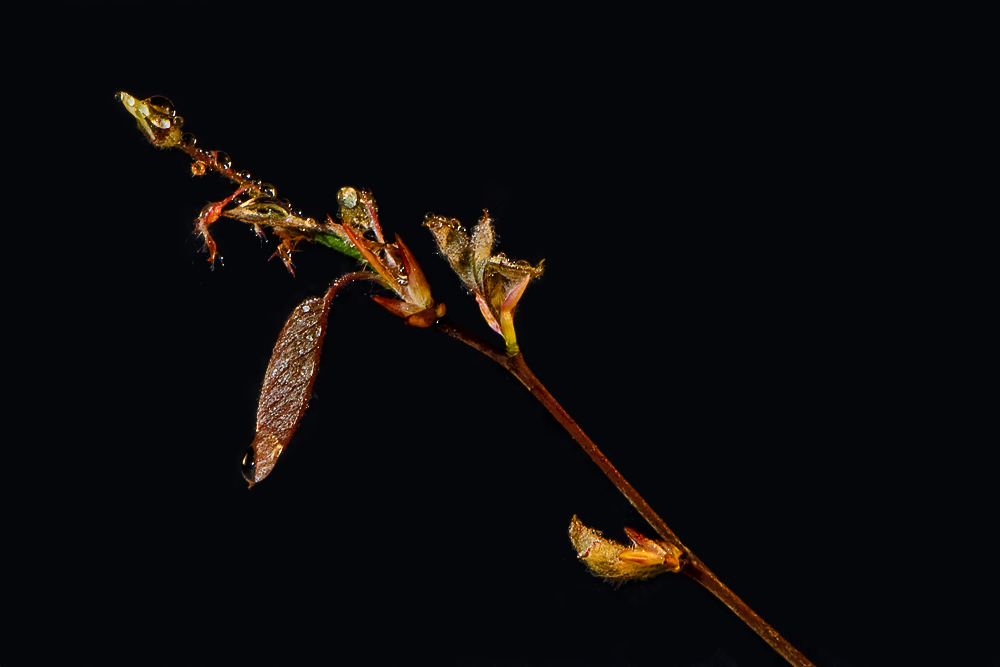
[314,232,367,264]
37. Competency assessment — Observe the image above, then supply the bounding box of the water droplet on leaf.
[236,170,252,181]
[241,446,256,483]
[216,152,232,170]
[259,183,277,197]
[181,132,197,147]
[146,95,176,116]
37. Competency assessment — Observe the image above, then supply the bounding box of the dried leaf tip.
[424,210,543,355]
[116,92,183,148]
[568,515,682,581]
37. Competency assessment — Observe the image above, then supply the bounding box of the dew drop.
[215,152,232,170]
[235,170,252,181]
[114,91,125,102]
[191,162,206,176]
[241,445,256,483]
[173,116,184,129]
[337,187,358,209]
[259,182,277,197]
[151,116,171,129]
[181,132,197,147]
[147,95,176,116]
[302,305,310,312]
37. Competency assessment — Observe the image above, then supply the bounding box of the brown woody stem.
[432,316,814,667]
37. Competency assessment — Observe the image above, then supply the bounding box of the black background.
[1,5,991,667]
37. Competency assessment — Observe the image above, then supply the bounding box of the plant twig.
[118,93,814,666]
[433,316,814,667]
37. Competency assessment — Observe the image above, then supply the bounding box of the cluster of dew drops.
[116,92,307,214]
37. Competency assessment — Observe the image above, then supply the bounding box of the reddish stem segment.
[432,317,814,667]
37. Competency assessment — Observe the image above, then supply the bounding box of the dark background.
[2,5,991,667]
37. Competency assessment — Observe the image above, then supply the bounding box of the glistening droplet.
[235,170,252,181]
[241,446,256,483]
[259,182,277,197]
[181,132,197,147]
[216,152,232,170]
[337,187,358,209]
[146,95,176,117]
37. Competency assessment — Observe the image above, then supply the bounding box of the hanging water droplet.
[191,162,206,176]
[215,152,232,170]
[235,170,252,181]
[147,95,176,116]
[181,132,197,147]
[241,445,256,483]
[259,182,277,197]
[173,116,184,129]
